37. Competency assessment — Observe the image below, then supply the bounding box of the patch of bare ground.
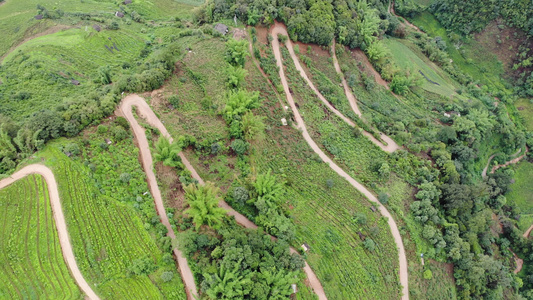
[349,48,390,89]
[232,28,247,40]
[255,26,269,45]
[295,41,330,57]
[475,19,533,75]
[1,24,72,62]
[154,162,186,210]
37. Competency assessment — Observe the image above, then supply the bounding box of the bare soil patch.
[475,19,533,75]
[349,48,390,89]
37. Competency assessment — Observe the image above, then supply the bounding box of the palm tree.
[204,259,251,299]
[184,182,226,230]
[153,136,183,168]
[258,268,296,299]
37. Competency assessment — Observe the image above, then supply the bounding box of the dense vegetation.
[0,175,82,299]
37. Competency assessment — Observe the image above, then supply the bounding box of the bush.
[233,187,249,205]
[378,192,389,204]
[161,271,174,282]
[128,256,156,275]
[168,95,180,108]
[363,238,376,251]
[423,269,433,280]
[63,143,80,156]
[97,125,109,134]
[120,172,131,183]
[231,139,249,156]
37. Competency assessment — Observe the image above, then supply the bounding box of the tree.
[154,136,183,168]
[224,90,260,122]
[161,271,174,282]
[240,112,265,141]
[203,259,252,299]
[225,39,249,67]
[184,182,226,230]
[226,65,248,89]
[231,139,249,156]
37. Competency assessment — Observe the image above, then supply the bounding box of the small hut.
[92,24,101,32]
[214,23,229,35]
[34,15,44,20]
[115,11,125,18]
[123,0,132,4]
[301,243,310,252]
[71,80,80,86]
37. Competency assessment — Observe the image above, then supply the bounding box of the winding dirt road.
[0,165,100,300]
[330,40,399,153]
[482,147,529,178]
[389,1,422,32]
[273,23,398,153]
[118,97,198,299]
[119,95,327,299]
[271,24,409,300]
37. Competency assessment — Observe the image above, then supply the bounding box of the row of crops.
[0,175,82,299]
[240,45,402,298]
[39,142,185,299]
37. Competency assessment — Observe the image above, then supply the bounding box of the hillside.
[1,0,533,299]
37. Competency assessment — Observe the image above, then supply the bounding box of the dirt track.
[118,96,198,299]
[119,95,327,299]
[0,165,100,300]
[274,23,398,153]
[271,23,409,300]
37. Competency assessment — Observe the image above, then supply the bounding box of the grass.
[383,38,459,97]
[0,175,82,299]
[0,0,196,57]
[507,162,533,231]
[279,38,459,298]
[515,98,533,131]
[409,12,507,90]
[26,131,186,299]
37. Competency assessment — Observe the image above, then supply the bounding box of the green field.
[0,175,82,299]
[383,38,458,97]
[507,162,533,231]
[409,12,506,90]
[32,135,186,299]
[516,98,533,131]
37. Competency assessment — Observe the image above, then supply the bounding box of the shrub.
[97,125,108,134]
[363,238,376,252]
[161,271,174,282]
[63,143,80,156]
[423,269,433,280]
[231,139,249,156]
[233,187,249,205]
[168,95,180,108]
[119,172,131,183]
[378,192,389,204]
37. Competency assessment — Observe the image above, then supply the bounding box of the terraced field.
[0,175,82,299]
[39,145,186,299]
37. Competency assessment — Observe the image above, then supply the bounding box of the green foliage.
[225,39,250,67]
[161,271,174,283]
[154,136,183,168]
[0,175,82,298]
[223,90,260,122]
[226,65,249,89]
[231,139,249,156]
[240,112,265,142]
[184,182,227,230]
[423,269,433,280]
[128,256,157,275]
[168,95,180,108]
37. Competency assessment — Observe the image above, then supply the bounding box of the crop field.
[242,41,402,299]
[408,12,506,90]
[0,175,82,299]
[148,36,239,188]
[0,27,145,119]
[33,139,185,299]
[383,38,458,97]
[507,162,533,231]
[0,0,196,57]
[516,98,533,131]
